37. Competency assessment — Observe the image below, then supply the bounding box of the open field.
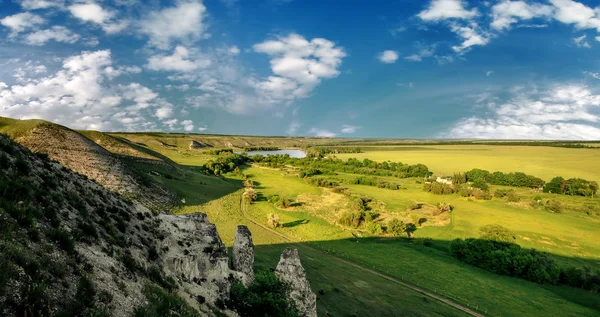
[335,145,600,183]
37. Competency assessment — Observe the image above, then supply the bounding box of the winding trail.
[238,194,485,317]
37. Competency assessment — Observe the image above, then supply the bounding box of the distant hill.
[0,117,176,211]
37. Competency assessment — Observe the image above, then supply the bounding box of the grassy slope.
[240,166,600,316]
[335,145,600,183]
[0,117,47,138]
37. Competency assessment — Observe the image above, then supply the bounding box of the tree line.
[253,154,431,178]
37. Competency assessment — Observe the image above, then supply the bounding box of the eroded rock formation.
[232,225,255,286]
[275,248,318,317]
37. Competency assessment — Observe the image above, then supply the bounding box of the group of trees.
[465,169,545,189]
[543,177,598,197]
[305,147,362,158]
[252,154,431,179]
[200,153,249,176]
[450,225,600,291]
[422,182,455,195]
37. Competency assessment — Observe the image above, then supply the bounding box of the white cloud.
[418,0,478,21]
[246,33,346,110]
[68,2,128,34]
[486,71,493,76]
[155,104,174,119]
[340,125,360,134]
[25,26,80,45]
[146,46,210,72]
[389,26,407,37]
[377,50,399,63]
[573,34,591,48]
[490,0,554,31]
[181,119,194,131]
[397,82,414,88]
[229,45,240,55]
[309,128,336,137]
[404,46,434,62]
[447,85,600,140]
[597,36,600,42]
[1,12,45,37]
[83,37,100,47]
[18,0,64,10]
[198,126,208,131]
[550,0,600,31]
[450,22,490,53]
[0,50,177,131]
[139,0,208,49]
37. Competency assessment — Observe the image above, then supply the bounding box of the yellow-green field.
[335,145,600,183]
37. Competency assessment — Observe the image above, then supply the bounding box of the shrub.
[471,179,489,191]
[228,269,299,317]
[267,213,282,228]
[366,222,383,235]
[338,211,365,228]
[243,188,257,202]
[545,200,563,213]
[387,219,406,237]
[450,238,560,285]
[134,285,200,317]
[479,224,515,243]
[423,182,455,195]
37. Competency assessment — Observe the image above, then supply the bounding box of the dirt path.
[239,194,485,317]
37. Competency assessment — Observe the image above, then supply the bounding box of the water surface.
[244,149,306,158]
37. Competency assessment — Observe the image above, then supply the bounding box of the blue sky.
[1,0,600,139]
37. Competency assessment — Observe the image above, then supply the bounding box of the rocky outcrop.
[232,225,255,286]
[189,140,211,150]
[275,248,317,317]
[157,213,233,307]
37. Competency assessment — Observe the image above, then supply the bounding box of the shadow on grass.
[250,237,600,316]
[282,219,310,228]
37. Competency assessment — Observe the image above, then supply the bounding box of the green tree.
[479,224,515,243]
[387,219,406,237]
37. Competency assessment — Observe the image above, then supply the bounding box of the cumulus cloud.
[550,0,600,31]
[490,0,554,31]
[68,2,128,34]
[181,119,194,131]
[309,128,336,137]
[404,45,434,62]
[377,50,399,63]
[418,0,478,21]
[341,125,360,134]
[146,46,210,72]
[25,26,80,45]
[0,50,175,131]
[139,0,208,49]
[18,0,64,10]
[447,85,600,140]
[0,12,45,37]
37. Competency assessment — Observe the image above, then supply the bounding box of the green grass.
[0,117,47,139]
[335,145,600,183]
[234,167,600,316]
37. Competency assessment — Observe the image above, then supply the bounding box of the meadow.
[335,145,600,183]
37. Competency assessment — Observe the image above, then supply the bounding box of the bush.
[422,182,455,195]
[267,213,282,228]
[229,269,299,317]
[366,222,383,235]
[338,211,365,228]
[450,238,560,285]
[387,219,406,237]
[243,188,257,202]
[479,224,515,243]
[545,200,563,213]
[471,179,489,191]
[134,285,200,317]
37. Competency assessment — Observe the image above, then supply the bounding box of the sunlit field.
[335,145,600,183]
